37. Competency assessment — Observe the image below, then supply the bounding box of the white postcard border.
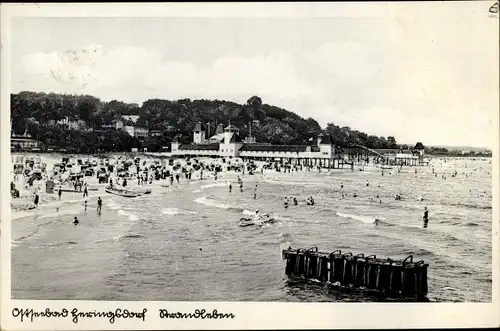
[1,2,499,330]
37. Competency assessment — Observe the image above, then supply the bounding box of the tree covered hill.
[11,91,400,152]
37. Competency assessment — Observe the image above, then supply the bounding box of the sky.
[7,2,499,148]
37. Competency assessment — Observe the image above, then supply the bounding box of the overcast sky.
[8,2,498,148]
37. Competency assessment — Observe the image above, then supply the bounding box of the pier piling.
[282,247,429,300]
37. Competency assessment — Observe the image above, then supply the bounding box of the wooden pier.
[282,247,429,300]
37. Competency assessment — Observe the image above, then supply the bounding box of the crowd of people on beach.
[10,153,491,229]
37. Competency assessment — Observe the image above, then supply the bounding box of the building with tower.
[171,121,345,168]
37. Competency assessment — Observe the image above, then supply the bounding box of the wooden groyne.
[282,247,429,299]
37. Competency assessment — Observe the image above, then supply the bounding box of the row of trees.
[11,91,403,152]
[324,123,398,149]
[423,146,492,157]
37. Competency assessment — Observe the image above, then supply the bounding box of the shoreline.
[10,166,254,221]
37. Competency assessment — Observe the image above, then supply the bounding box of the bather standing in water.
[73,216,79,225]
[423,207,429,228]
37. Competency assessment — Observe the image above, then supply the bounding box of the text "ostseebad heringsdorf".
[12,308,147,324]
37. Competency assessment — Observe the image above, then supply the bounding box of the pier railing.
[282,247,429,299]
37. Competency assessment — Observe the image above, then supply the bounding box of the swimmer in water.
[254,209,260,220]
[340,182,344,189]
[73,216,79,225]
[229,183,232,193]
[293,197,298,206]
[366,180,369,187]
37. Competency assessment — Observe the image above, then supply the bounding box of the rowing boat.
[105,186,140,198]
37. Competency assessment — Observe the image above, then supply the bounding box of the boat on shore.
[105,186,141,198]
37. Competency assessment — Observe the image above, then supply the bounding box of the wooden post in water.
[353,254,369,287]
[329,250,342,283]
[376,259,393,292]
[285,251,297,275]
[401,255,416,296]
[416,261,428,298]
[389,262,403,295]
[342,253,354,286]
[365,260,379,290]
[318,256,329,281]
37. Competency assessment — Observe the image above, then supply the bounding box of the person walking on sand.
[229,182,232,193]
[83,184,88,198]
[33,193,39,208]
[58,187,62,201]
[97,197,102,214]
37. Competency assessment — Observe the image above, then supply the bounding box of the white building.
[10,130,41,150]
[103,116,149,139]
[134,126,149,139]
[102,119,124,130]
[56,117,87,130]
[171,122,343,167]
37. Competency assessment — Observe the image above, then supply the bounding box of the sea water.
[11,158,492,302]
